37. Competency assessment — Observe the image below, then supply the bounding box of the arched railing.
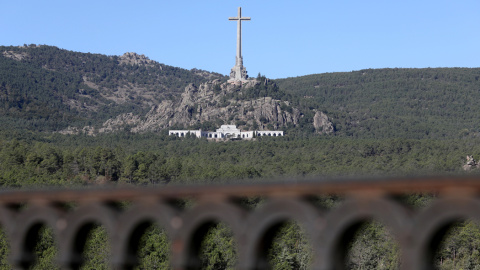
[1,176,480,269]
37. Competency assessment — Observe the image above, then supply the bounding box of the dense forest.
[0,132,478,269]
[277,68,480,139]
[1,133,478,188]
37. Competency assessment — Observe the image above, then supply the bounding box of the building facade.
[169,125,283,140]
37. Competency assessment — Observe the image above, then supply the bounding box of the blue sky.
[1,1,479,79]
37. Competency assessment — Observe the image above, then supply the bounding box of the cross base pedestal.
[229,65,249,82]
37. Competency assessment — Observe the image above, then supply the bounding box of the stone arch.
[111,202,178,269]
[172,201,246,270]
[57,202,118,269]
[0,205,15,237]
[273,133,277,137]
[315,196,411,270]
[241,198,322,269]
[405,196,480,270]
[10,205,63,269]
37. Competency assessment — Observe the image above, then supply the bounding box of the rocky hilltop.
[1,45,335,136]
[0,45,228,132]
[61,79,334,135]
[4,45,480,139]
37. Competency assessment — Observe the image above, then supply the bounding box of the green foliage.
[436,221,480,270]
[268,222,312,270]
[31,226,59,270]
[345,222,399,270]
[0,134,477,188]
[199,223,237,270]
[0,228,10,270]
[81,225,110,270]
[277,68,480,138]
[135,225,171,270]
[223,76,293,104]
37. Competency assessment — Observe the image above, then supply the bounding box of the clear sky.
[1,1,479,79]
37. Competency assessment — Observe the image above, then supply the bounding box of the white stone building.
[169,125,283,140]
[255,130,284,137]
[168,130,204,138]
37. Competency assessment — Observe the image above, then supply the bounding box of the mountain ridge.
[2,45,480,139]
[277,67,480,138]
[0,45,225,131]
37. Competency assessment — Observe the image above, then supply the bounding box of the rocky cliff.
[60,79,334,135]
[313,111,334,134]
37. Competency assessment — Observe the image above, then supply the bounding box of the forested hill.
[2,44,480,139]
[277,68,480,139]
[0,45,225,132]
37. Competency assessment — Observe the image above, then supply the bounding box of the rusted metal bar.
[0,175,478,204]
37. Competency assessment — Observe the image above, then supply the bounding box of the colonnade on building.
[169,125,283,140]
[255,131,283,137]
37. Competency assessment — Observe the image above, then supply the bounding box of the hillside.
[58,77,334,135]
[277,68,480,139]
[0,45,225,132]
[2,45,480,139]
[0,45,332,136]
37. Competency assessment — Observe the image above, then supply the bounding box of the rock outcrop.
[57,126,96,136]
[313,111,334,134]
[118,52,155,67]
[2,51,28,61]
[99,113,142,133]
[61,79,333,135]
[463,155,478,171]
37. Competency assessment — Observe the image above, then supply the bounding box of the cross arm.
[229,17,251,21]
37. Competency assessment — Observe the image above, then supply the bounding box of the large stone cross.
[228,7,251,82]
